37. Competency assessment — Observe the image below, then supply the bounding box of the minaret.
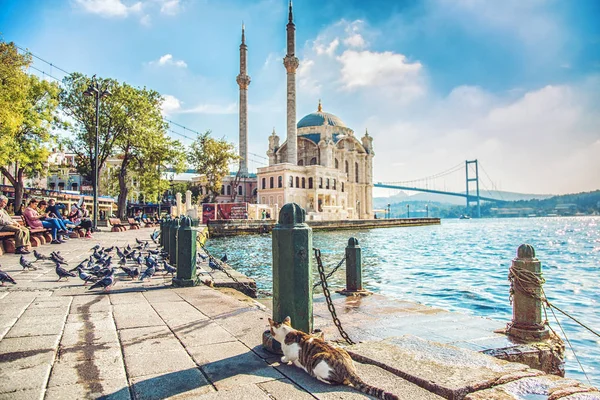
[283,1,299,165]
[236,23,251,176]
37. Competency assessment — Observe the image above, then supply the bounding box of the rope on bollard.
[314,247,355,346]
[313,255,346,290]
[508,264,598,384]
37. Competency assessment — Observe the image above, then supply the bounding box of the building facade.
[255,3,374,220]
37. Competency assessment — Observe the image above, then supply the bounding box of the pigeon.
[163,261,176,276]
[208,258,221,270]
[220,254,228,263]
[147,249,160,255]
[116,247,125,259]
[150,230,159,243]
[69,261,88,273]
[20,255,37,270]
[126,244,132,251]
[55,261,76,281]
[197,252,208,261]
[91,244,101,251]
[51,251,65,262]
[92,250,103,261]
[120,266,139,279]
[88,269,115,291]
[104,246,114,253]
[0,268,16,286]
[135,238,146,245]
[33,250,51,261]
[75,267,98,285]
[50,253,68,266]
[140,265,155,281]
[135,255,144,266]
[118,257,127,266]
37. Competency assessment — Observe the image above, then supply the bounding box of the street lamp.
[83,76,111,231]
[407,204,410,218]
[426,204,429,218]
[387,203,391,219]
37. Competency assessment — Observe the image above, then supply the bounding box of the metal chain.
[313,248,355,345]
[196,238,271,297]
[313,255,346,289]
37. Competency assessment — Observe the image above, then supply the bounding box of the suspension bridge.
[374,160,506,218]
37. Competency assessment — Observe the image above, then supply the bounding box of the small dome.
[297,100,346,129]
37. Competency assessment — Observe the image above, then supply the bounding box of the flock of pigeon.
[0,230,179,291]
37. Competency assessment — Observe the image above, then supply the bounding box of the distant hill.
[373,190,552,208]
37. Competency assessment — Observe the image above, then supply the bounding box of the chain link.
[196,238,270,297]
[313,248,355,345]
[313,254,346,289]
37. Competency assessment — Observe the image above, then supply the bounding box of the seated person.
[0,195,32,254]
[22,199,64,244]
[68,204,93,238]
[40,200,72,236]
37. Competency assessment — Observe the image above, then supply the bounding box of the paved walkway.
[1,229,598,400]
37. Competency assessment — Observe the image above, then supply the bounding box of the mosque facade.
[254,3,374,220]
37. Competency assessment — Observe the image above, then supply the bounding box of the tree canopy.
[188,131,239,202]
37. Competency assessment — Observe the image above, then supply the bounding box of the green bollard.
[168,217,180,264]
[337,238,372,296]
[263,203,313,354]
[160,217,168,249]
[173,216,197,287]
[507,244,549,341]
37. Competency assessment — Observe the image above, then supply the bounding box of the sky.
[1,0,599,195]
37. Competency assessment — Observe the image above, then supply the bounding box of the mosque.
[234,2,375,220]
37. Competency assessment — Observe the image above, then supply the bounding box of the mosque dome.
[297,100,346,129]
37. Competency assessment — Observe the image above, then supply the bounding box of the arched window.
[296,177,300,188]
[227,185,231,195]
[333,179,336,190]
[310,157,317,165]
[355,162,359,183]
[278,176,283,188]
[319,178,323,189]
[270,177,274,189]
[345,160,349,174]
[298,160,304,166]
[326,178,330,189]
[335,159,339,169]
[58,182,65,190]
[261,196,266,203]
[71,183,78,191]
[302,177,306,188]
[221,185,225,195]
[49,182,56,190]
[262,178,266,189]
[308,178,313,189]
[238,186,243,195]
[289,176,293,187]
[341,182,344,192]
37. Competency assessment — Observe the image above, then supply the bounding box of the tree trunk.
[0,164,24,212]
[117,157,130,219]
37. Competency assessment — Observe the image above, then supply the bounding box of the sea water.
[205,216,600,386]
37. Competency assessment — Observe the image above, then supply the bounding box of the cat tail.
[346,372,400,400]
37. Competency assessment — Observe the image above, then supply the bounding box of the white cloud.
[344,34,365,48]
[159,0,180,15]
[180,103,237,115]
[150,54,187,68]
[161,94,182,115]
[74,0,142,18]
[314,38,339,56]
[140,14,151,26]
[337,50,423,91]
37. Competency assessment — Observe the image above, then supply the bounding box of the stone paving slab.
[464,374,600,400]
[129,368,214,400]
[124,348,198,378]
[0,389,44,400]
[348,336,542,400]
[257,378,316,400]
[195,383,275,399]
[45,378,132,400]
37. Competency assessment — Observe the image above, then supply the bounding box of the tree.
[188,131,239,202]
[112,84,186,217]
[59,73,124,183]
[0,74,60,209]
[0,40,31,168]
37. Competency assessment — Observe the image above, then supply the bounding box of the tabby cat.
[269,316,399,400]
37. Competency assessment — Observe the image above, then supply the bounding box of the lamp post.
[407,204,410,218]
[426,204,429,218]
[83,76,111,231]
[387,203,391,219]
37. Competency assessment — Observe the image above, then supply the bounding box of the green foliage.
[0,40,31,166]
[188,131,239,202]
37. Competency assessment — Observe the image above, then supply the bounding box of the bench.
[15,216,52,247]
[142,218,155,227]
[0,230,16,255]
[109,217,127,232]
[127,218,141,230]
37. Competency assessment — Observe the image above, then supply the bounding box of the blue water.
[205,217,600,386]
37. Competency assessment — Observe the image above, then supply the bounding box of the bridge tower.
[465,160,481,218]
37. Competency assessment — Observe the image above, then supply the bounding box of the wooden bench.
[142,218,155,227]
[109,217,127,232]
[15,216,53,247]
[0,230,17,255]
[127,218,141,230]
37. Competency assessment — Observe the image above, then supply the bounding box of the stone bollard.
[160,216,169,249]
[172,216,197,287]
[337,238,372,296]
[507,244,549,341]
[263,203,313,354]
[168,217,180,264]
